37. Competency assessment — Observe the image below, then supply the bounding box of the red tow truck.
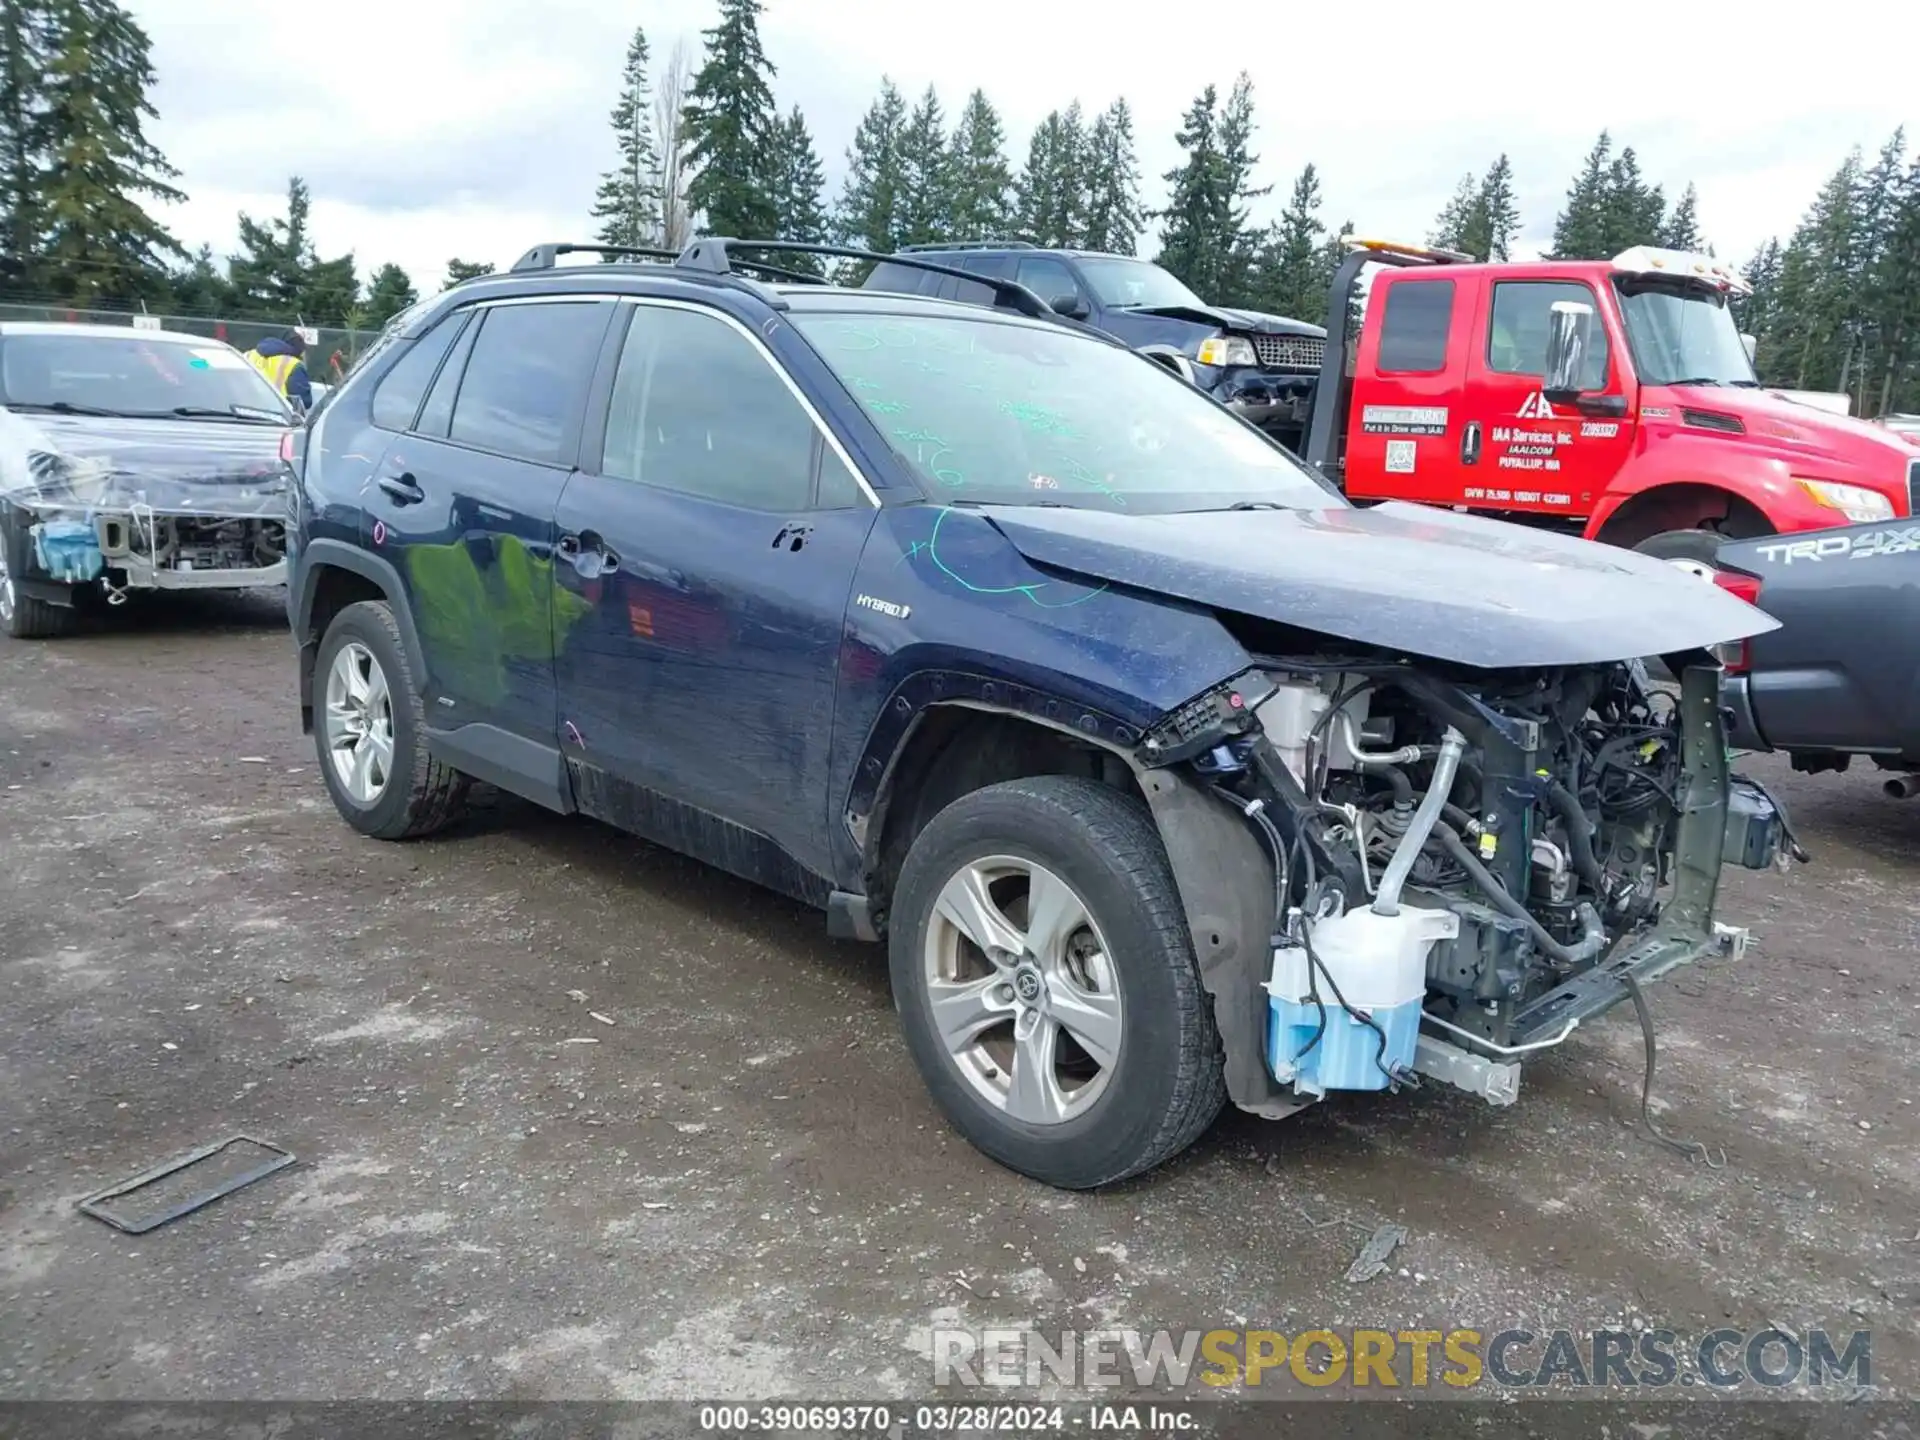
[1290,240,1920,563]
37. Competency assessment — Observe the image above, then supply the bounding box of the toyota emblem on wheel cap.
[1014,969,1042,1002]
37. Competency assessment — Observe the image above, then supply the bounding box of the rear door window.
[371,312,466,432]
[1376,278,1455,374]
[414,312,480,438]
[1015,257,1082,310]
[446,301,613,465]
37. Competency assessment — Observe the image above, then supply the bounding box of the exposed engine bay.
[0,403,290,600]
[1141,650,1803,1112]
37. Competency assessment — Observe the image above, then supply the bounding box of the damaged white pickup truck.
[0,322,294,639]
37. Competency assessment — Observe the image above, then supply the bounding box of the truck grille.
[1253,334,1325,372]
[1909,457,1919,516]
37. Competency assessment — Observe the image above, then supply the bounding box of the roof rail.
[898,239,1037,253]
[510,242,681,271]
[676,238,1055,318]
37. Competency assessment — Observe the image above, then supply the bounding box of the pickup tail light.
[1710,570,1763,673]
[278,430,295,464]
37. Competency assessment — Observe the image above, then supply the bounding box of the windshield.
[0,333,292,420]
[791,311,1339,514]
[1614,283,1757,387]
[1074,258,1208,311]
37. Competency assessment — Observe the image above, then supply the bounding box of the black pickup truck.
[1713,516,1920,793]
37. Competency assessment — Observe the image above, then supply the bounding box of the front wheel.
[0,511,80,639]
[888,775,1226,1189]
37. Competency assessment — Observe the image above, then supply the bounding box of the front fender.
[1588,434,1871,540]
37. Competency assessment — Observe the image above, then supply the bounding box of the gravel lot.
[2,592,1916,1423]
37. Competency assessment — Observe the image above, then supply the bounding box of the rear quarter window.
[1376,278,1455,374]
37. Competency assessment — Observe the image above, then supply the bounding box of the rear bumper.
[1721,672,1769,750]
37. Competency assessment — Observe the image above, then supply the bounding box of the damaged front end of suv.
[1059,503,1805,1119]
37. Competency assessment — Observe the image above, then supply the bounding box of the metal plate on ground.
[77,1135,295,1234]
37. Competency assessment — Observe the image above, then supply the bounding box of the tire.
[312,599,469,840]
[1633,528,1729,578]
[0,515,80,639]
[889,775,1227,1189]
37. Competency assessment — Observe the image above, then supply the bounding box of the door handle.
[378,472,425,503]
[1461,421,1483,466]
[558,531,619,576]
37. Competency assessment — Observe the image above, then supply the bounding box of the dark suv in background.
[860,242,1327,449]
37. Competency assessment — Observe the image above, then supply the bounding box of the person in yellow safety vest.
[242,330,314,411]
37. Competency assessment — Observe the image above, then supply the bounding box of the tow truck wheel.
[888,775,1227,1190]
[1633,528,1727,580]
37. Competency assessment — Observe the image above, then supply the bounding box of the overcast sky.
[133,0,1914,296]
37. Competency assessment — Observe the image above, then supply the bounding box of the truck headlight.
[1196,334,1257,368]
[1796,479,1895,523]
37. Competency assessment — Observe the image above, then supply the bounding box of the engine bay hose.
[1429,822,1606,967]
[1371,726,1467,917]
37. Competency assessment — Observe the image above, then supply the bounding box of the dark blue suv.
[863,243,1327,448]
[285,239,1787,1190]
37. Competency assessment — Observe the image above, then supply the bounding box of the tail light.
[1710,570,1763,673]
[278,430,295,464]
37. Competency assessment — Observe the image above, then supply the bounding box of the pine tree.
[680,0,778,238]
[1735,237,1785,376]
[767,106,828,268]
[1662,183,1704,250]
[1601,145,1665,251]
[364,263,418,328]
[1551,131,1615,259]
[946,89,1013,241]
[167,245,233,316]
[896,85,951,247]
[1475,155,1521,261]
[37,0,184,306]
[229,177,317,318]
[1081,98,1143,255]
[1215,72,1270,302]
[1155,85,1234,297]
[1770,151,1864,391]
[298,252,358,329]
[443,258,494,289]
[1867,151,1920,414]
[1016,106,1089,248]
[835,79,907,253]
[591,25,661,252]
[1252,163,1328,320]
[1428,173,1479,254]
[0,0,54,295]
[1851,130,1910,409]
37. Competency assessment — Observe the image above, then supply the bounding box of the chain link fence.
[0,303,382,383]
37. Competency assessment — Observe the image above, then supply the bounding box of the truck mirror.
[1740,332,1758,364]
[1049,291,1091,321]
[1543,300,1596,402]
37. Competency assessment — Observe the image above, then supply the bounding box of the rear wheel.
[888,775,1226,1189]
[313,599,469,840]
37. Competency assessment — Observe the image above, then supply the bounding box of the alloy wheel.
[922,855,1123,1125]
[323,640,395,805]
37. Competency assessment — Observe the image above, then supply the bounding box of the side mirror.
[1740,332,1758,364]
[1049,291,1091,321]
[1542,300,1596,403]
